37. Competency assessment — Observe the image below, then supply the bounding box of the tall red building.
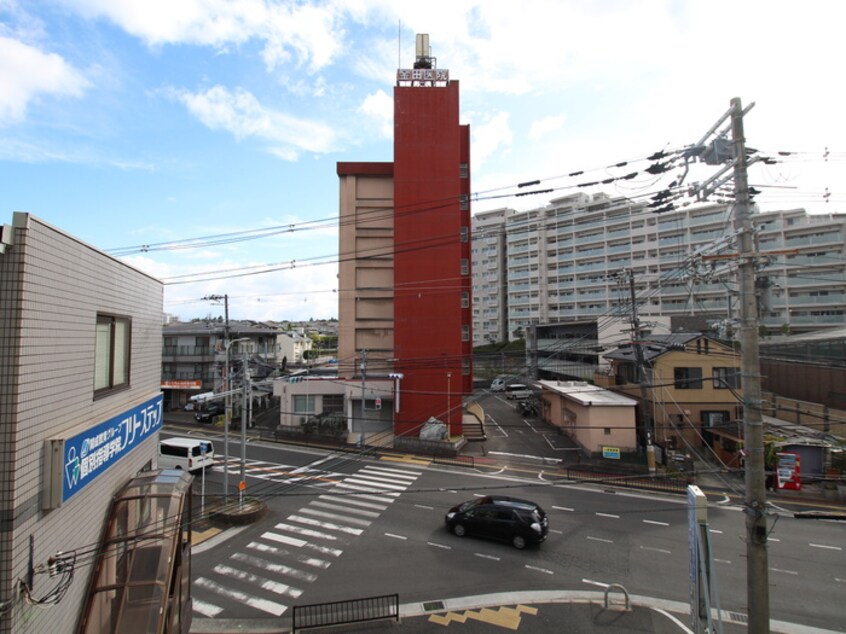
[337,35,472,438]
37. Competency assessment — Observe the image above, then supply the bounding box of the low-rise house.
[599,333,742,459]
[539,380,637,457]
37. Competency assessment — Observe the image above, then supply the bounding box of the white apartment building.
[471,207,515,346]
[489,191,845,340]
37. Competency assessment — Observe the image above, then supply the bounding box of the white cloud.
[61,0,344,72]
[0,35,89,124]
[171,85,338,158]
[529,114,565,141]
[471,111,511,171]
[358,89,392,138]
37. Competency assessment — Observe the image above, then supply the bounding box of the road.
[168,430,846,632]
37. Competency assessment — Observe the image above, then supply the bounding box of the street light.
[223,337,250,501]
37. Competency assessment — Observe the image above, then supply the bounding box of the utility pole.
[627,270,655,474]
[204,293,231,501]
[731,96,769,633]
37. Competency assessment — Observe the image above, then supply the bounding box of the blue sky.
[1,1,843,322]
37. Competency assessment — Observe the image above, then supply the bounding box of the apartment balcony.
[778,293,846,306]
[785,233,844,248]
[162,346,216,362]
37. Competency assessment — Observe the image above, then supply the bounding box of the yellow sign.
[602,446,621,460]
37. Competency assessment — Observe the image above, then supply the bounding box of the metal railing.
[292,594,399,632]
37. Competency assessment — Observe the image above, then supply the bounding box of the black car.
[445,495,549,549]
[194,401,224,422]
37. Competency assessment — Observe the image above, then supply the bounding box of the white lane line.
[643,519,670,526]
[553,506,574,512]
[835,578,846,584]
[309,501,381,518]
[415,504,434,510]
[193,598,223,617]
[582,578,609,588]
[273,522,340,541]
[769,537,780,542]
[232,552,317,583]
[475,553,501,561]
[288,515,363,536]
[596,513,620,519]
[709,529,723,534]
[428,542,451,549]
[587,536,614,544]
[810,543,842,551]
[714,558,732,564]
[550,529,563,535]
[247,541,330,569]
[770,567,799,576]
[318,494,388,511]
[213,564,304,597]
[385,533,407,540]
[525,565,554,575]
[640,545,671,555]
[299,507,373,527]
[194,577,288,616]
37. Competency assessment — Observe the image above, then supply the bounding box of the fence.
[562,467,688,494]
[292,594,399,632]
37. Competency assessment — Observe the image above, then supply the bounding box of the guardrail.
[292,594,399,632]
[563,467,688,494]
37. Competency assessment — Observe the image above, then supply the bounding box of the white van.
[505,383,532,400]
[490,378,506,392]
[158,437,215,473]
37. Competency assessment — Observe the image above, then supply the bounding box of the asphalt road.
[172,433,845,633]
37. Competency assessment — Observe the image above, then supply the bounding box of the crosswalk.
[193,460,423,618]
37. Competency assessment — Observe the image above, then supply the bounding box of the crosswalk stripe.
[354,471,417,486]
[299,507,373,527]
[361,465,423,478]
[231,552,318,583]
[309,500,381,518]
[195,577,288,616]
[213,564,304,597]
[343,477,408,491]
[288,514,364,536]
[317,494,389,510]
[333,481,400,497]
[261,531,306,547]
[193,598,223,617]
[273,522,340,541]
[247,541,331,568]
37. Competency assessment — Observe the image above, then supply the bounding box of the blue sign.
[602,446,621,460]
[62,394,163,502]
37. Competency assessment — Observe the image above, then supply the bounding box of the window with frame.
[322,393,344,414]
[674,366,702,389]
[293,395,316,413]
[95,314,131,396]
[712,367,741,389]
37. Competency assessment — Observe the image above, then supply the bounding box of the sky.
[1,0,844,323]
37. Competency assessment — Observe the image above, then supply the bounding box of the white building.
[0,213,163,634]
[485,192,845,340]
[471,207,514,346]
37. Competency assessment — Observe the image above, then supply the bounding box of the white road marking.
[194,577,288,616]
[587,536,614,544]
[344,477,408,491]
[553,506,574,512]
[550,529,563,535]
[709,529,723,534]
[299,507,373,527]
[810,543,842,551]
[262,532,307,548]
[193,598,223,617]
[714,558,732,564]
[247,541,331,568]
[365,465,423,477]
[643,519,669,526]
[309,500,381,518]
[596,512,620,519]
[318,494,388,511]
[475,553,500,561]
[640,545,672,554]
[428,542,451,549]
[213,564,304,597]
[415,504,434,510]
[385,533,407,540]
[273,522,339,541]
[770,567,798,575]
[525,565,554,575]
[288,514,363,536]
[232,552,317,583]
[582,578,609,588]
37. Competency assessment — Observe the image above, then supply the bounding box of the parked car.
[505,383,532,400]
[445,496,549,549]
[490,377,506,392]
